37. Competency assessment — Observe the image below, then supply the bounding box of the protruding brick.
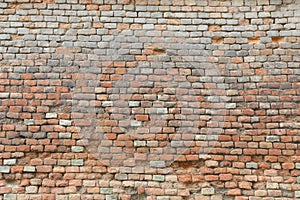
[45,113,57,119]
[59,132,71,139]
[3,159,16,165]
[201,187,215,195]
[246,162,258,169]
[0,93,9,98]
[130,120,142,127]
[266,136,280,142]
[195,135,207,141]
[95,87,106,93]
[129,101,140,107]
[24,119,34,125]
[71,146,84,153]
[24,166,36,172]
[102,101,113,107]
[205,160,218,167]
[134,141,146,147]
[71,159,84,166]
[0,166,10,173]
[60,119,72,126]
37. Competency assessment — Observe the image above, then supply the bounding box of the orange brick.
[220,174,233,181]
[228,188,241,196]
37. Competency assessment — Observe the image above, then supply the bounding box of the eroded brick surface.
[0,0,300,199]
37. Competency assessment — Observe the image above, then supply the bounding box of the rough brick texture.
[0,0,300,199]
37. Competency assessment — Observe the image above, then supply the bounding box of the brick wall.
[0,0,300,199]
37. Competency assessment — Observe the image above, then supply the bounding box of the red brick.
[11,166,24,173]
[269,149,281,156]
[42,179,55,187]
[36,166,52,173]
[225,181,237,188]
[220,174,233,181]
[239,181,252,189]
[282,162,294,169]
[227,188,241,196]
[0,187,11,194]
[145,188,164,196]
[135,114,149,121]
[205,175,219,181]
[178,175,191,183]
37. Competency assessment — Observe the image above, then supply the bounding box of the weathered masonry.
[0,0,300,199]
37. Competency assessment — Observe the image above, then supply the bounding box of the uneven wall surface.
[0,0,300,199]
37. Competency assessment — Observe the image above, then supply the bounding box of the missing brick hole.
[272,37,284,43]
[42,0,55,4]
[152,48,166,55]
[278,156,290,163]
[208,25,221,32]
[129,0,135,5]
[12,118,22,124]
[130,193,147,200]
[8,3,20,9]
[11,35,23,40]
[285,115,297,122]
[251,155,263,162]
[49,100,72,112]
[248,38,260,44]
[5,179,17,186]
[169,160,205,169]
[212,38,223,44]
[25,152,51,160]
[119,0,135,4]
